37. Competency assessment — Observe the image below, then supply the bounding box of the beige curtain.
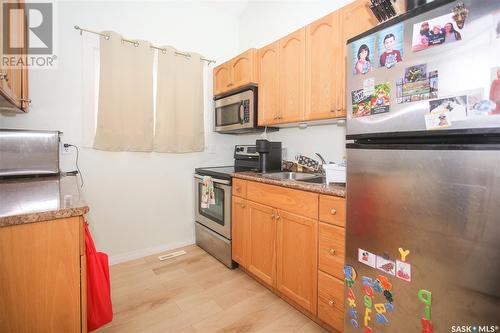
[154,46,205,153]
[94,31,154,152]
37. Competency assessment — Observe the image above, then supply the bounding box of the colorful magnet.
[344,265,357,281]
[364,326,373,333]
[377,275,392,290]
[377,23,404,69]
[396,260,412,282]
[347,288,356,301]
[384,290,394,303]
[421,318,433,333]
[452,3,469,29]
[358,248,376,268]
[364,294,373,308]
[418,289,432,321]
[364,308,372,327]
[348,298,357,308]
[374,303,386,314]
[363,285,374,298]
[350,307,358,319]
[362,276,373,286]
[411,12,464,52]
[398,247,410,262]
[376,256,396,276]
[373,280,384,294]
[351,319,359,328]
[376,313,389,324]
[430,96,467,122]
[385,303,394,312]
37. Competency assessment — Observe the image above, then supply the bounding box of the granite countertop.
[233,171,346,197]
[0,175,89,227]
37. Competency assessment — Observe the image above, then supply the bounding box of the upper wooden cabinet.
[0,0,29,112]
[341,0,378,41]
[258,41,280,126]
[213,48,259,96]
[278,28,306,124]
[256,0,376,125]
[305,12,343,121]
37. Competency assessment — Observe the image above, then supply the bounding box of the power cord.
[64,143,84,188]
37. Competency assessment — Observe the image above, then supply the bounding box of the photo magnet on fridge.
[351,35,376,76]
[377,22,404,69]
[358,248,376,268]
[370,83,391,114]
[396,260,411,282]
[376,256,396,276]
[412,12,463,52]
[404,64,427,83]
[352,89,372,118]
[429,95,467,121]
[425,111,451,130]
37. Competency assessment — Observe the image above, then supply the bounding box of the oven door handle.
[194,174,231,185]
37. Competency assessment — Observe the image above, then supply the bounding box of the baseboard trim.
[108,239,195,266]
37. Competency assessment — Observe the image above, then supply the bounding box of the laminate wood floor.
[96,245,328,333]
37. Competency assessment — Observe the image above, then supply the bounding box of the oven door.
[214,89,254,132]
[194,175,231,239]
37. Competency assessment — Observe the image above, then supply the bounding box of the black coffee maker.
[256,139,282,173]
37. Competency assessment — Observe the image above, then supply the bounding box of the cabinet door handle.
[271,213,275,220]
[240,203,246,208]
[328,300,335,307]
[0,73,8,82]
[275,213,280,220]
[330,208,337,215]
[329,248,336,256]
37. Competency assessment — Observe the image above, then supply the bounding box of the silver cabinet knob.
[328,300,335,306]
[330,208,337,215]
[329,248,336,256]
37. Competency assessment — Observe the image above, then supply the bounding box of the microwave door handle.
[239,102,244,124]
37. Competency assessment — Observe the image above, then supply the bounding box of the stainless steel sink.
[260,171,319,181]
[296,176,326,184]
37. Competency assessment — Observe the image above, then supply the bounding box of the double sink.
[260,171,326,184]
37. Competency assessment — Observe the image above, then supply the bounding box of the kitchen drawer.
[318,270,344,332]
[233,178,247,198]
[318,222,345,280]
[246,181,318,219]
[319,195,345,227]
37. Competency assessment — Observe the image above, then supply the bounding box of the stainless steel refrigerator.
[345,1,500,332]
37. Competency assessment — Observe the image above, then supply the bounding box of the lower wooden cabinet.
[0,216,86,332]
[247,200,276,287]
[231,178,346,331]
[319,222,346,280]
[232,196,248,267]
[276,210,317,314]
[318,270,345,332]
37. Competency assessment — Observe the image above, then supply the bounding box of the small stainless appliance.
[0,129,60,177]
[255,139,282,173]
[214,86,276,134]
[194,144,262,268]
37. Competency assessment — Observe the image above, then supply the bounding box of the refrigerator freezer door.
[346,0,500,137]
[344,145,500,332]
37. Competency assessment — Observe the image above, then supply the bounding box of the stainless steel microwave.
[214,86,265,134]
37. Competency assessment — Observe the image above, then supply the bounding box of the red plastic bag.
[85,222,113,331]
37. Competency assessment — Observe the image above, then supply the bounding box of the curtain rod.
[74,25,216,65]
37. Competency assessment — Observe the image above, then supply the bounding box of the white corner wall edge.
[108,239,195,266]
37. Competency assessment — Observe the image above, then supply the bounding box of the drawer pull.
[330,208,337,215]
[328,300,335,307]
[240,204,246,208]
[329,248,336,256]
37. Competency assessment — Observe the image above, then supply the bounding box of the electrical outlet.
[61,143,71,155]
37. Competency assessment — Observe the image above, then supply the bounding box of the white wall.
[237,0,355,163]
[0,1,241,263]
